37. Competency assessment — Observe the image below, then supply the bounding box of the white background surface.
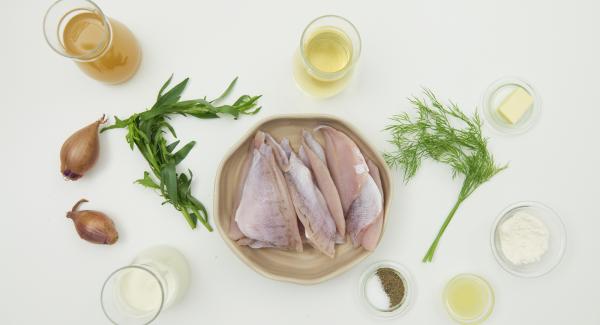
[1,0,599,324]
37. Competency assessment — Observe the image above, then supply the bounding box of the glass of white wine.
[293,15,361,98]
[100,246,191,325]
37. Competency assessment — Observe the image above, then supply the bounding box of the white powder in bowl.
[499,211,550,265]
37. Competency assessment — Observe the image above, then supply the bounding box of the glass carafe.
[101,246,191,325]
[43,0,142,84]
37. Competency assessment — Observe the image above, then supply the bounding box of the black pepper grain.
[376,267,406,309]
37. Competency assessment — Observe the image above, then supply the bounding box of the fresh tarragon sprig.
[384,89,506,262]
[101,76,261,231]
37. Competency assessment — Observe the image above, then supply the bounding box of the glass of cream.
[101,246,191,325]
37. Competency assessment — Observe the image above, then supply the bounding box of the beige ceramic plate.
[214,114,392,284]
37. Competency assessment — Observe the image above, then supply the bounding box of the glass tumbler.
[293,15,361,98]
[43,0,142,84]
[101,246,191,325]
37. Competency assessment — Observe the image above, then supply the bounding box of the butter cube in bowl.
[481,77,540,135]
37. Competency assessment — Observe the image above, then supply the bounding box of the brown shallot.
[60,115,107,180]
[66,199,118,245]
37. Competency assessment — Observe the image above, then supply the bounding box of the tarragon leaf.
[166,140,180,153]
[157,74,174,100]
[153,78,189,110]
[172,141,196,165]
[160,162,179,206]
[135,171,160,189]
[211,77,238,104]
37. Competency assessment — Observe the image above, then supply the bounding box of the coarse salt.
[365,273,390,311]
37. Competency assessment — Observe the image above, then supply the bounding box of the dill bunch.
[384,89,507,262]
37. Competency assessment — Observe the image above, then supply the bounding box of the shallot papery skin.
[60,115,107,180]
[66,199,118,245]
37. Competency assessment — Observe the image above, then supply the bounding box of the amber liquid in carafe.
[63,11,141,84]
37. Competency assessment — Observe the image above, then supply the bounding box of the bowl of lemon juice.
[443,273,495,324]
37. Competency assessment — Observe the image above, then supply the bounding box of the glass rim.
[443,273,495,324]
[299,14,362,79]
[480,76,542,136]
[490,200,567,278]
[43,0,113,62]
[357,260,415,319]
[100,264,165,325]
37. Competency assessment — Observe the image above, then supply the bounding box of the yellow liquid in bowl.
[444,274,494,323]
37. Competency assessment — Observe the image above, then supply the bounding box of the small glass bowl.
[443,273,495,324]
[491,201,567,278]
[358,260,415,319]
[481,77,541,135]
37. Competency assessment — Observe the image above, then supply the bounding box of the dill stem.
[422,187,467,263]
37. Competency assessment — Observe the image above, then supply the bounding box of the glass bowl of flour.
[491,201,566,277]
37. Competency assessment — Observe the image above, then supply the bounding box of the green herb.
[101,76,261,231]
[384,90,506,262]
